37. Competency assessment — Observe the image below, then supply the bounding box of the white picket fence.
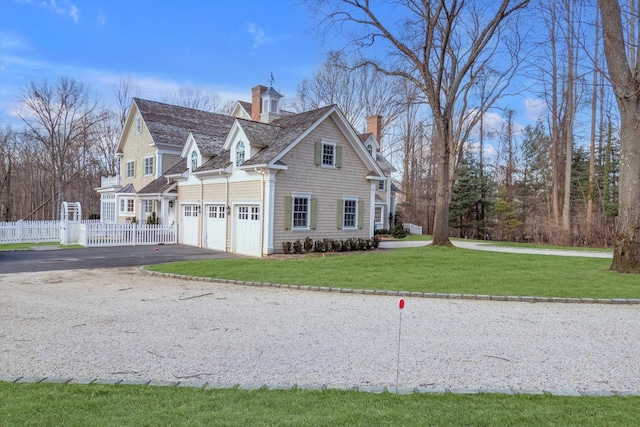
[0,220,60,243]
[78,222,177,247]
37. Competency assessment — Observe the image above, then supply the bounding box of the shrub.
[303,237,314,252]
[371,235,381,249]
[392,222,407,239]
[293,240,303,254]
[282,241,292,254]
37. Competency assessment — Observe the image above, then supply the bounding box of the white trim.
[143,155,154,176]
[342,196,358,230]
[321,140,336,168]
[291,193,311,230]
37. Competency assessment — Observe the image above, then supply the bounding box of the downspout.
[261,169,265,256]
[225,174,229,252]
[199,175,204,248]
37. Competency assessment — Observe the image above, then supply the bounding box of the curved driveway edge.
[142,268,640,305]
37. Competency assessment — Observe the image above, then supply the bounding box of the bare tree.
[162,86,220,112]
[18,77,103,218]
[598,0,640,273]
[309,0,529,245]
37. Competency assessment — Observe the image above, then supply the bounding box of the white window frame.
[292,195,310,230]
[119,197,135,214]
[142,200,153,215]
[101,194,116,223]
[343,197,358,229]
[135,116,142,134]
[144,156,154,176]
[126,160,135,178]
[378,179,385,191]
[236,141,245,167]
[322,142,335,167]
[374,206,383,224]
[208,205,226,219]
[367,144,373,155]
[190,150,198,171]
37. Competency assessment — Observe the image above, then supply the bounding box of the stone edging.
[2,376,638,397]
[141,268,640,305]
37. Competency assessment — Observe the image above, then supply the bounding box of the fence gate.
[60,201,82,245]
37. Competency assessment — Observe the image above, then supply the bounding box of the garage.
[205,204,227,251]
[234,204,261,256]
[180,204,199,246]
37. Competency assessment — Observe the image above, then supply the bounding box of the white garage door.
[205,204,227,251]
[180,204,199,246]
[234,205,261,256]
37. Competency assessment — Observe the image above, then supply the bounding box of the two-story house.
[96,85,397,256]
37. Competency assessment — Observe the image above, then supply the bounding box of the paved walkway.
[379,240,613,258]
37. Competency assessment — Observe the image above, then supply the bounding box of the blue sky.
[0,0,333,125]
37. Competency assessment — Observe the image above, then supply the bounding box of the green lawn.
[146,245,639,300]
[1,383,638,427]
[0,242,83,251]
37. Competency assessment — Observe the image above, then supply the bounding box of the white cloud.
[0,32,29,51]
[97,10,106,26]
[69,4,79,23]
[247,22,273,49]
[523,97,547,121]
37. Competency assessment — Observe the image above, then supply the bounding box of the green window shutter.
[133,160,136,178]
[315,141,322,166]
[284,196,292,230]
[357,200,364,229]
[336,199,343,229]
[310,197,317,230]
[335,146,342,168]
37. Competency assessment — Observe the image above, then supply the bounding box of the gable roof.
[138,176,178,195]
[243,105,335,167]
[132,98,235,155]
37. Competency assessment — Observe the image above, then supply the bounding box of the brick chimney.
[251,85,267,121]
[366,115,382,143]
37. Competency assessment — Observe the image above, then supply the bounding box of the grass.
[0,242,85,250]
[146,245,639,300]
[1,383,638,427]
[484,241,613,252]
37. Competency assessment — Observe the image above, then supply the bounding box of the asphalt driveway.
[0,245,240,274]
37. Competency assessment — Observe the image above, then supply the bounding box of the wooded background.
[0,0,632,251]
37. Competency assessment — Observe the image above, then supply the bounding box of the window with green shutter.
[310,197,317,229]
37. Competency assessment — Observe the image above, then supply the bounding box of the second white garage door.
[205,204,227,252]
[234,205,261,256]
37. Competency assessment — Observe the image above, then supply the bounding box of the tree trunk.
[611,106,640,272]
[599,0,640,273]
[432,118,452,246]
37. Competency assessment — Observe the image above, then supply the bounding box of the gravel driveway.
[1,267,638,393]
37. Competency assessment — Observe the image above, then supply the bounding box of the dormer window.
[191,150,198,171]
[367,144,373,155]
[236,141,245,166]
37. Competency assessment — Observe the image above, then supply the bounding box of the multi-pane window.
[236,141,245,166]
[293,197,309,229]
[367,144,373,155]
[238,206,249,220]
[119,198,135,213]
[343,198,357,228]
[322,142,335,166]
[374,206,383,224]
[378,179,385,191]
[126,160,135,178]
[191,150,198,171]
[142,200,153,214]
[101,194,115,222]
[208,205,225,219]
[251,206,260,220]
[144,157,154,176]
[135,116,142,134]
[184,205,198,217]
